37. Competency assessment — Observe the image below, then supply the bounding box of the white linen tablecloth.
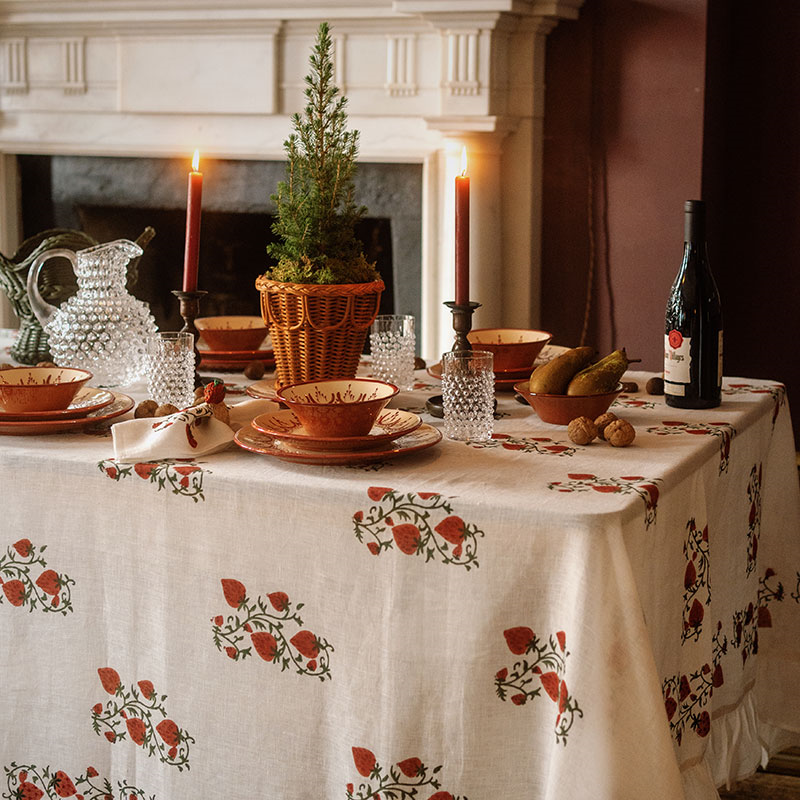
[1,349,798,799]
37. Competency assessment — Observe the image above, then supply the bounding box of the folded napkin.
[111,399,277,462]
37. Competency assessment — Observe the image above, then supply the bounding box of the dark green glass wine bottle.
[664,200,723,408]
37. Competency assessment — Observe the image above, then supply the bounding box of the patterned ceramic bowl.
[195,316,268,352]
[0,366,93,413]
[276,378,399,438]
[513,381,622,425]
[468,329,552,373]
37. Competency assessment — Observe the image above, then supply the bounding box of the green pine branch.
[266,22,380,284]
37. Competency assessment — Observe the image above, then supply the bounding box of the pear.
[566,348,629,396]
[528,346,595,394]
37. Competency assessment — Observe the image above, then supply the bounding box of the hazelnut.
[134,399,158,419]
[194,386,206,400]
[0,362,13,370]
[620,381,639,393]
[154,403,179,417]
[414,356,427,370]
[244,360,265,380]
[646,376,665,395]
[567,415,598,445]
[36,361,58,368]
[210,402,231,426]
[594,412,619,440]
[605,418,636,447]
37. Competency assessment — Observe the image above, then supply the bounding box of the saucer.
[251,408,422,451]
[234,422,442,465]
[0,391,134,435]
[0,386,115,421]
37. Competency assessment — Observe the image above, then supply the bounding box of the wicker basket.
[256,276,384,387]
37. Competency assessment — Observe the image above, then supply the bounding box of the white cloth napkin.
[111,399,277,462]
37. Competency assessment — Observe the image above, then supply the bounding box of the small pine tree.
[265,22,381,285]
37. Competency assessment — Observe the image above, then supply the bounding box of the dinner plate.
[251,408,422,451]
[0,391,134,435]
[0,386,115,421]
[245,378,280,402]
[426,344,570,386]
[234,422,442,465]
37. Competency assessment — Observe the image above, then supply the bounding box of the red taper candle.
[182,149,203,292]
[455,146,470,305]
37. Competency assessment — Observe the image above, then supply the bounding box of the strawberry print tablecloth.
[1,346,799,800]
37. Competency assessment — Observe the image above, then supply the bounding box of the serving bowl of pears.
[514,347,628,425]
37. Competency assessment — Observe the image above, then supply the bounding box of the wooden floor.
[718,771,800,799]
[718,749,800,799]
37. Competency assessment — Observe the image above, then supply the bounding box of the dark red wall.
[542,0,800,445]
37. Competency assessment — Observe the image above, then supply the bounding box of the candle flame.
[192,149,200,172]
[460,146,468,177]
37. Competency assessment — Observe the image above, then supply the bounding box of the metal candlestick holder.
[426,299,483,418]
[172,289,207,388]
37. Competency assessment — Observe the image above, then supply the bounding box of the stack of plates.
[198,343,275,371]
[427,344,569,391]
[0,387,135,435]
[234,407,442,465]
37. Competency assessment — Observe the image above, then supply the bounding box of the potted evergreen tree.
[256,22,384,387]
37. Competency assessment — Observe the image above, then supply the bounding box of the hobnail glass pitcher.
[26,239,158,386]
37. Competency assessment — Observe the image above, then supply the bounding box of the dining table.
[1,332,799,800]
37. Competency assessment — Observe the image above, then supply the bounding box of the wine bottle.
[664,200,723,408]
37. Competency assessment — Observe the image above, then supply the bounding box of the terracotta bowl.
[468,328,552,373]
[0,366,93,413]
[195,316,268,352]
[276,378,399,438]
[513,381,623,425]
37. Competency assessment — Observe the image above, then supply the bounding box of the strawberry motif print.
[345,747,466,799]
[97,459,208,502]
[745,464,762,576]
[612,394,656,410]
[2,763,155,800]
[353,488,485,568]
[494,627,582,744]
[468,433,576,457]
[211,579,333,679]
[646,420,735,474]
[662,622,727,746]
[0,540,74,614]
[756,568,787,629]
[547,474,662,529]
[90,669,194,770]
[682,519,711,644]
[723,382,786,426]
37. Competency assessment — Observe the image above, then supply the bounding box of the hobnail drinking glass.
[441,349,494,441]
[147,332,195,408]
[370,314,416,390]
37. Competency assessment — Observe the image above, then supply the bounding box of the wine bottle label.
[664,330,691,390]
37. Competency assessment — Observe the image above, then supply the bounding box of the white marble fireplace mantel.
[0,0,583,359]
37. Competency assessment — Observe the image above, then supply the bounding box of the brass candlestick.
[172,289,207,388]
[426,299,484,418]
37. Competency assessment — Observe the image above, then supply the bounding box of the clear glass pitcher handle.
[26,247,77,328]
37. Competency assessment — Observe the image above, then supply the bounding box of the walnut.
[194,386,206,400]
[594,411,619,440]
[605,418,636,447]
[210,402,230,426]
[646,376,665,395]
[244,360,265,380]
[134,399,158,418]
[414,356,427,370]
[567,415,598,445]
[36,361,58,368]
[0,362,13,371]
[154,403,179,417]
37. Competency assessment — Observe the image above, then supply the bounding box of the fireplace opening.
[17,154,420,342]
